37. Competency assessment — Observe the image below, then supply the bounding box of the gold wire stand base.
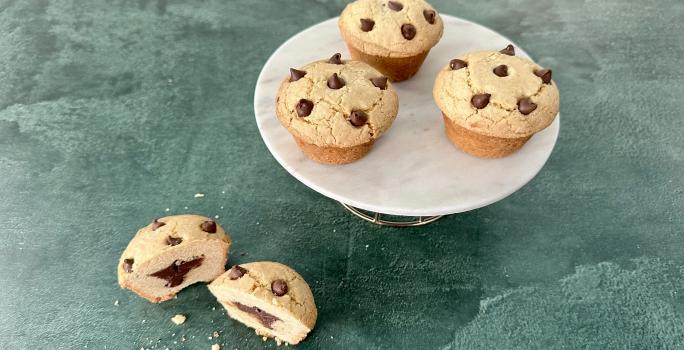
[341,203,444,227]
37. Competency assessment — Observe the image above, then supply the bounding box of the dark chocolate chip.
[233,302,280,329]
[151,219,166,231]
[289,68,306,82]
[350,110,368,127]
[296,99,314,117]
[150,257,204,287]
[493,65,508,77]
[423,9,436,24]
[534,69,552,84]
[200,220,217,233]
[500,44,515,56]
[228,265,248,280]
[327,73,345,89]
[518,98,537,115]
[388,1,403,11]
[401,23,416,40]
[471,94,491,109]
[123,258,134,273]
[371,77,388,90]
[328,53,342,65]
[450,59,467,70]
[271,279,289,296]
[166,236,182,246]
[360,18,375,32]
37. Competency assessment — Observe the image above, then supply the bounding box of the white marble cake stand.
[254,15,559,222]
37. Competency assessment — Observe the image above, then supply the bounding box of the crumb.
[208,337,212,340]
[184,206,188,209]
[171,314,186,325]
[165,208,170,212]
[256,222,260,225]
[211,344,220,350]
[194,193,205,198]
[172,333,175,337]
[114,300,119,306]
[221,190,225,194]
[213,331,219,338]
[142,319,146,324]
[262,337,268,341]
[220,206,224,209]
[181,335,187,341]
[214,215,219,219]
[212,307,216,311]
[365,244,369,248]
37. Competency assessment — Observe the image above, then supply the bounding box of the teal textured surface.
[1,0,683,349]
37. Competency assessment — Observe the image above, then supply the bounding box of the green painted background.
[1,0,683,349]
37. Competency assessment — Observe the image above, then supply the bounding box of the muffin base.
[442,115,532,158]
[293,136,374,164]
[345,43,429,82]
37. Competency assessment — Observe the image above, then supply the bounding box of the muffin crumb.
[171,314,186,325]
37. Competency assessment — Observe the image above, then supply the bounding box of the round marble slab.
[254,15,560,217]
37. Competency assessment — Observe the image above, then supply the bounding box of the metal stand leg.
[340,203,444,227]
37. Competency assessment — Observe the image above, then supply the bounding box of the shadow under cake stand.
[254,15,560,227]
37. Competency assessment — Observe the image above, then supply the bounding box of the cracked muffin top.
[433,48,560,138]
[276,54,399,147]
[339,0,443,58]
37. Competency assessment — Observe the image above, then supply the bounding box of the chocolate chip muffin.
[433,45,560,158]
[275,53,399,164]
[118,215,231,303]
[208,262,317,345]
[338,0,443,81]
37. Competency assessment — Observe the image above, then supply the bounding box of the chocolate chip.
[388,1,403,11]
[233,302,280,329]
[327,73,345,89]
[360,18,375,32]
[471,94,491,109]
[123,258,134,273]
[518,98,537,115]
[151,219,165,231]
[401,24,416,40]
[200,220,217,233]
[500,44,515,56]
[150,257,204,287]
[271,280,288,296]
[296,99,314,117]
[423,10,436,24]
[289,68,306,82]
[328,53,342,65]
[166,236,182,246]
[228,265,247,280]
[450,59,467,70]
[371,77,388,90]
[493,65,508,77]
[535,69,552,84]
[350,110,368,127]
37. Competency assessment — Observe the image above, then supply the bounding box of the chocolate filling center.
[150,257,204,287]
[232,302,280,329]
